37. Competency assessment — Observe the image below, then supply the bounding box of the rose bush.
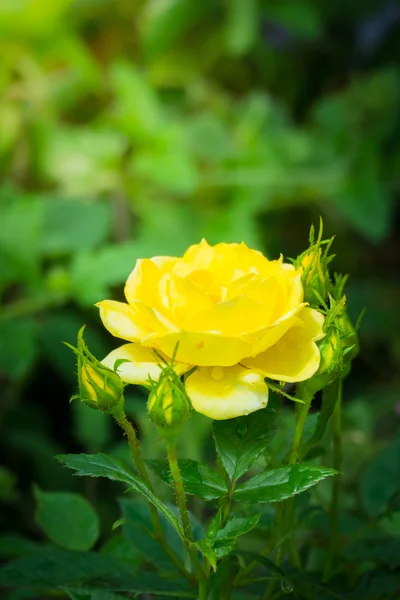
[97,240,324,419]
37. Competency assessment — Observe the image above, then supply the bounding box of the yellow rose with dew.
[98,240,325,420]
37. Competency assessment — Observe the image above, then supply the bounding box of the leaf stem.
[323,378,343,580]
[114,409,194,585]
[166,438,209,595]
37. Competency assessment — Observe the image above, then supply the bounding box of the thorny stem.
[114,409,195,585]
[236,384,314,591]
[166,438,209,597]
[323,379,343,580]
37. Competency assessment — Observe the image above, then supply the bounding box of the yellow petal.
[165,275,213,324]
[185,296,270,336]
[96,300,164,341]
[142,331,252,367]
[185,365,268,420]
[240,304,306,355]
[242,307,325,382]
[125,258,163,309]
[101,343,190,384]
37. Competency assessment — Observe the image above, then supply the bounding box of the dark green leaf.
[63,589,125,600]
[302,381,340,455]
[34,487,99,551]
[360,437,400,517]
[119,499,183,573]
[0,318,38,380]
[0,549,194,596]
[57,453,184,538]
[232,549,285,577]
[148,459,228,500]
[233,465,338,503]
[213,407,278,483]
[0,534,52,559]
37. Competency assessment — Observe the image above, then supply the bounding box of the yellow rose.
[97,240,324,420]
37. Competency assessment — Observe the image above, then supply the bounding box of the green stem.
[323,379,343,580]
[114,410,194,585]
[166,438,209,595]
[283,384,314,570]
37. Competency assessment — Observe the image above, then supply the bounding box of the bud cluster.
[296,222,361,391]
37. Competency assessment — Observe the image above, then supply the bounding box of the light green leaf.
[233,465,338,503]
[57,453,184,539]
[148,459,228,501]
[213,407,278,482]
[34,487,99,551]
[226,0,258,55]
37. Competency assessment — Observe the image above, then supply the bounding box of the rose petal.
[185,364,268,420]
[242,307,324,382]
[101,343,190,384]
[96,300,165,341]
[142,331,252,367]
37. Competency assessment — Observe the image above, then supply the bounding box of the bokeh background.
[1,0,400,579]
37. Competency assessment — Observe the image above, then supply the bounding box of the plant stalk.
[324,378,343,580]
[114,410,194,585]
[166,438,209,595]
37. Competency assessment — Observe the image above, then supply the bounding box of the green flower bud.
[300,248,330,305]
[338,313,359,378]
[148,374,190,434]
[309,327,342,393]
[68,327,124,413]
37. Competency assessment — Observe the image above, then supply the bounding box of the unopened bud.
[67,327,124,413]
[338,313,359,378]
[148,374,190,433]
[310,328,342,393]
[301,248,330,304]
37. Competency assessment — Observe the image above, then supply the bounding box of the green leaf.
[57,453,184,539]
[302,381,340,456]
[0,534,52,559]
[212,515,261,559]
[0,549,194,595]
[119,499,183,573]
[215,514,261,542]
[34,487,99,551]
[40,199,111,256]
[148,459,228,501]
[194,540,217,571]
[63,589,125,600]
[232,549,285,577]
[213,407,278,482]
[360,437,400,517]
[0,318,38,380]
[233,465,338,503]
[226,0,258,56]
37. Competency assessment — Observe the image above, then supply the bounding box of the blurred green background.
[0,0,399,585]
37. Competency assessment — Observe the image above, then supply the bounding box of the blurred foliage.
[0,0,399,598]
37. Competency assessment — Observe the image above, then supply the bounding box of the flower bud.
[147,374,190,433]
[68,327,124,413]
[300,248,330,305]
[309,327,342,393]
[338,313,359,378]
